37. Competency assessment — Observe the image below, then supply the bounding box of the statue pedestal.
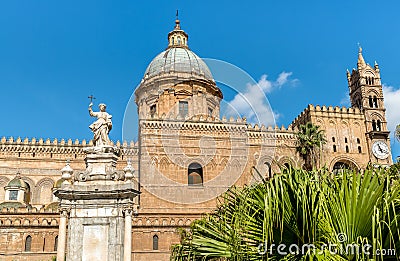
[54,147,139,261]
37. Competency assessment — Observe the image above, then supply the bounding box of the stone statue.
[88,102,112,146]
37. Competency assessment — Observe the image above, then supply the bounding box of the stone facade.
[0,19,393,261]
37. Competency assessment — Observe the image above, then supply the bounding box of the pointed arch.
[34,178,55,205]
[25,235,32,252]
[152,234,159,250]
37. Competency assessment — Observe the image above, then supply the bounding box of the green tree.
[171,167,400,260]
[296,122,326,170]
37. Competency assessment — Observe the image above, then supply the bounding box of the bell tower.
[347,47,392,165]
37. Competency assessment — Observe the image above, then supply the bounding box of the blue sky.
[1,0,399,159]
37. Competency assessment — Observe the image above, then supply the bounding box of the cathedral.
[0,18,393,261]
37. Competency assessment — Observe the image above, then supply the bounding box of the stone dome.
[135,17,222,120]
[6,175,28,189]
[143,47,214,81]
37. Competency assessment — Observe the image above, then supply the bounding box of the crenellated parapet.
[291,104,364,127]
[140,117,299,148]
[0,136,139,159]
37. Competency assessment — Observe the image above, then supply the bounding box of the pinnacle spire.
[357,45,366,68]
[175,10,180,30]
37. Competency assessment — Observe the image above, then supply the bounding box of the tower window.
[345,145,349,153]
[25,235,32,252]
[372,120,377,131]
[373,96,378,108]
[358,146,362,153]
[208,107,213,116]
[150,104,156,118]
[356,138,360,144]
[377,120,382,131]
[9,190,18,200]
[153,235,159,250]
[345,137,348,143]
[333,145,337,152]
[332,137,335,142]
[369,96,373,107]
[179,101,189,117]
[188,162,203,186]
[177,36,181,45]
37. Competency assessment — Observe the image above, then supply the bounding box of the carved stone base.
[56,183,138,261]
[75,146,124,181]
[54,145,139,261]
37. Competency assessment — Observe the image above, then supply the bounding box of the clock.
[372,141,390,160]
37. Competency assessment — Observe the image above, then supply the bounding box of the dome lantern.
[168,11,188,49]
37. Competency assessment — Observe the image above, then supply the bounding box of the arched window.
[25,235,32,252]
[150,104,156,118]
[333,145,337,152]
[369,96,373,107]
[373,96,378,108]
[153,235,159,250]
[54,236,58,251]
[188,163,203,186]
[171,37,175,45]
[345,137,348,143]
[332,137,335,142]
[356,138,360,144]
[264,162,272,178]
[377,120,382,131]
[345,145,349,153]
[372,120,377,131]
[358,146,362,153]
[177,36,181,44]
[333,162,351,174]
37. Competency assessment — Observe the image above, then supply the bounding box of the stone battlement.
[0,137,138,159]
[141,117,298,134]
[292,104,364,126]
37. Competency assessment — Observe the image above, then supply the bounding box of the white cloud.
[224,72,297,126]
[382,84,400,134]
[276,72,293,86]
[340,92,351,107]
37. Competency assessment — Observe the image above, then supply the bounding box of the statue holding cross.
[88,95,113,147]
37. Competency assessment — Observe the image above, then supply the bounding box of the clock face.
[372,141,390,160]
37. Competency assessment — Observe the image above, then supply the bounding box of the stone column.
[57,209,68,261]
[123,209,132,261]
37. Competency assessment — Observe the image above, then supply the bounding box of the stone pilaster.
[56,208,69,261]
[123,208,133,261]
